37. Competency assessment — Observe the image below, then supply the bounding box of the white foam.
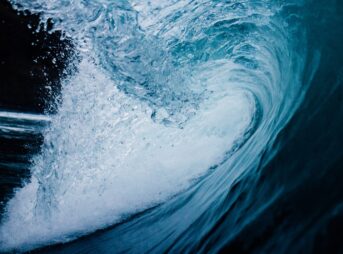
[0,111,50,122]
[0,0,258,251]
[0,57,252,251]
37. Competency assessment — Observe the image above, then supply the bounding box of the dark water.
[0,0,69,216]
[1,0,343,253]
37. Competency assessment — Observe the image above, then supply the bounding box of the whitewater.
[0,0,318,252]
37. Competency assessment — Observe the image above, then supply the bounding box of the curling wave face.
[0,0,315,252]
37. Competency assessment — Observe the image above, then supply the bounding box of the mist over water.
[1,0,343,253]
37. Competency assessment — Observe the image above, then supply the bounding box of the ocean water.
[0,0,343,253]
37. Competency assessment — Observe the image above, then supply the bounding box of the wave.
[0,0,324,252]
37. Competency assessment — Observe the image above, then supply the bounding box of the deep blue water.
[1,0,343,253]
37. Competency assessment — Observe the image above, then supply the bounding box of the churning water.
[1,0,343,253]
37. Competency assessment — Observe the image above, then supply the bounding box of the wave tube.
[0,0,316,252]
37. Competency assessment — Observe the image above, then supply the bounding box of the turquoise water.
[1,0,343,253]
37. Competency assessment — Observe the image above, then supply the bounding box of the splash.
[1,0,310,252]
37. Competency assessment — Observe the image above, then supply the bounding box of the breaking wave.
[1,0,327,252]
